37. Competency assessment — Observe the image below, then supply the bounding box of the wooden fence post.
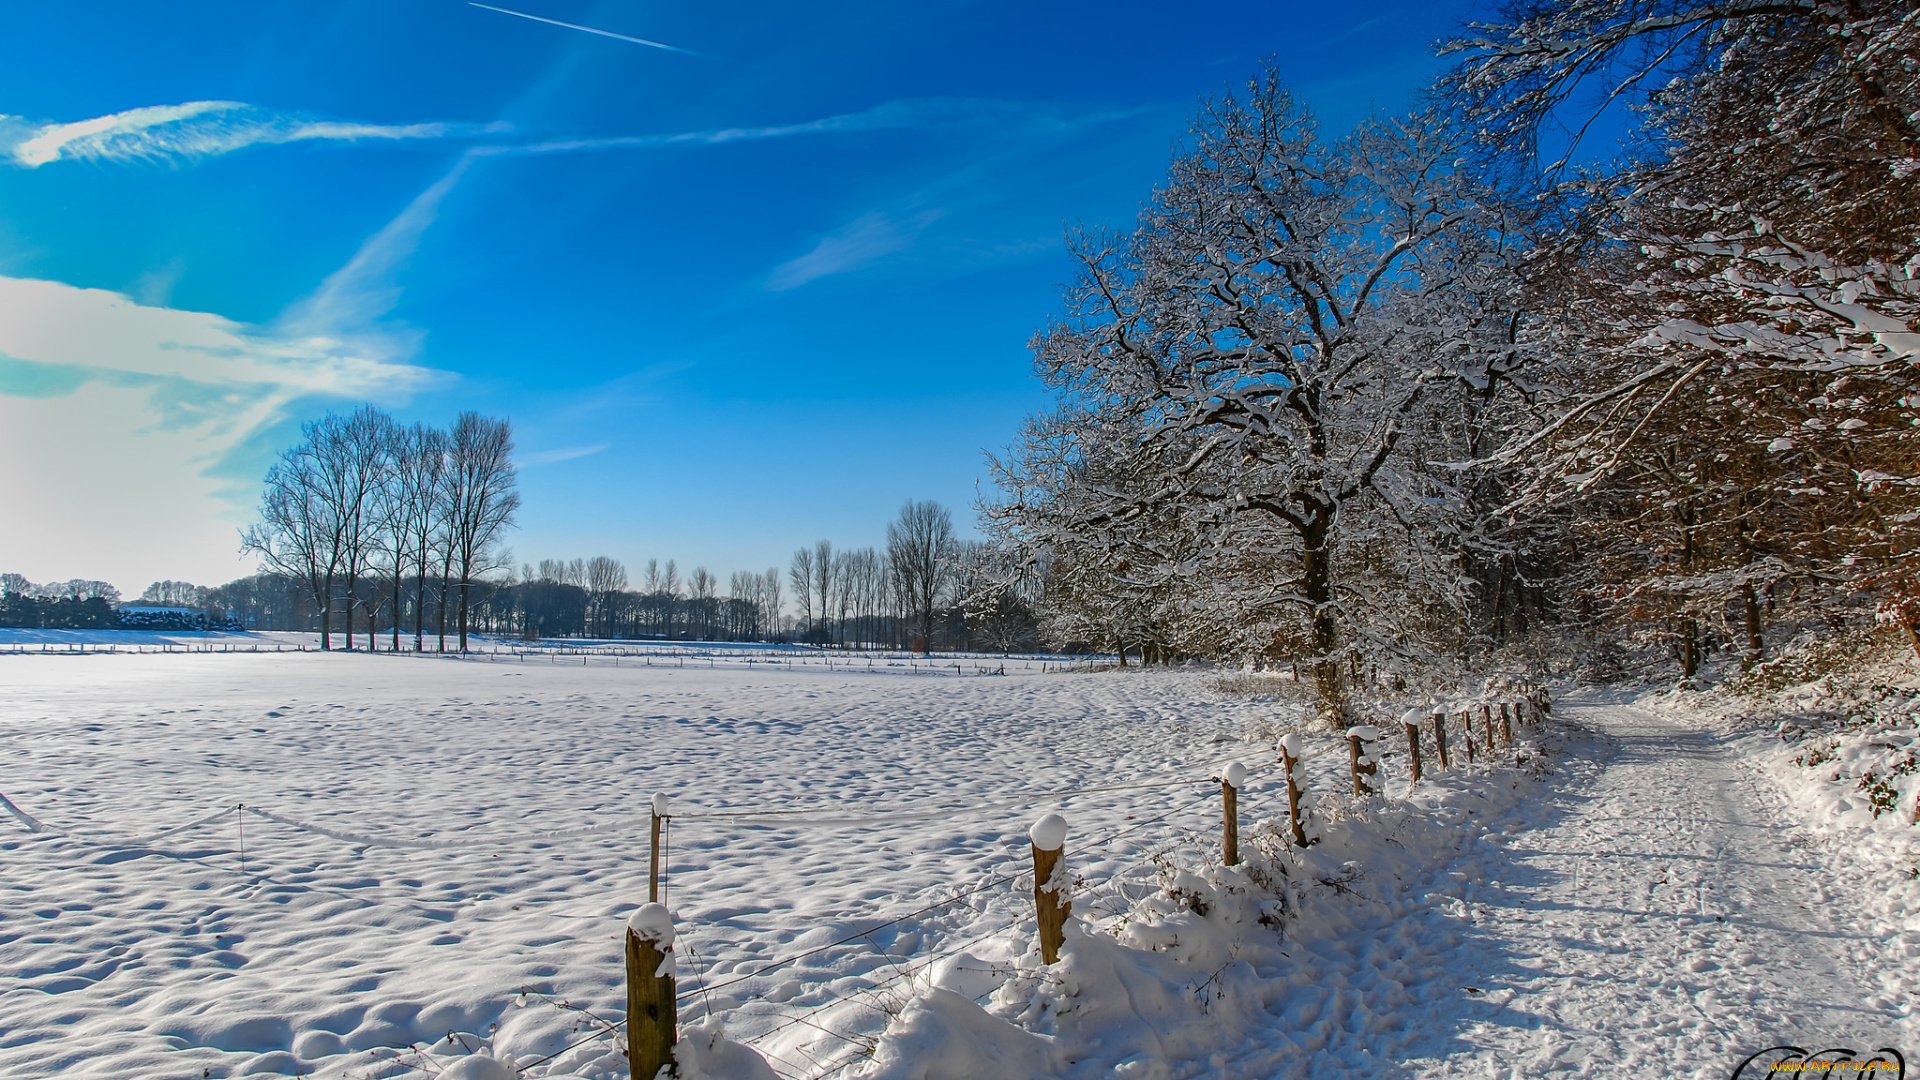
[1480,704,1496,757]
[1432,708,1450,769]
[1280,734,1311,847]
[1500,702,1516,746]
[649,793,668,903]
[1400,710,1423,785]
[626,904,677,1080]
[1461,710,1476,764]
[1030,813,1070,964]
[1347,726,1380,796]
[1221,762,1246,866]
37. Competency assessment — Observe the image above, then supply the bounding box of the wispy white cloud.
[499,97,1127,158]
[279,152,478,358]
[767,209,945,291]
[0,101,502,169]
[521,443,609,466]
[0,96,1141,172]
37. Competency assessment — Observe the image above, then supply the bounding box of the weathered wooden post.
[1280,734,1311,847]
[1500,702,1516,746]
[1481,704,1497,757]
[1400,710,1423,785]
[626,903,677,1079]
[1348,725,1380,797]
[1461,710,1476,764]
[1432,708,1450,769]
[1221,762,1246,867]
[1030,813,1070,964]
[649,792,669,904]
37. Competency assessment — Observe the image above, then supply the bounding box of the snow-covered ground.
[1,653,1912,1079]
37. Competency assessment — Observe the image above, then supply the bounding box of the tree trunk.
[1680,617,1701,678]
[342,575,356,651]
[392,575,402,653]
[458,578,471,652]
[1302,517,1346,723]
[1741,581,1764,669]
[319,573,334,651]
[1488,557,1509,643]
[414,566,427,652]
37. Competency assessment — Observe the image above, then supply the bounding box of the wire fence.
[0,688,1548,1080]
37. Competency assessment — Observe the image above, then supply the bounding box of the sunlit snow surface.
[0,651,1290,1078]
[1,653,1913,1079]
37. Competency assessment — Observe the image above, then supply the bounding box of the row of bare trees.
[984,0,1920,718]
[242,407,519,651]
[786,500,965,653]
[498,556,784,642]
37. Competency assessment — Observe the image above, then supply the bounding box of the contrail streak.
[468,3,715,59]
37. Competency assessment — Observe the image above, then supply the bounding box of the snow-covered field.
[2,652,1913,1079]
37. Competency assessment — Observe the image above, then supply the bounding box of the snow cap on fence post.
[626,902,678,1077]
[652,792,671,817]
[1220,762,1247,866]
[1029,812,1068,852]
[1029,813,1071,964]
[627,903,676,950]
[1399,709,1424,785]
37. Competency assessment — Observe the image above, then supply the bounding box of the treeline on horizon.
[0,533,1045,653]
[228,402,1039,653]
[0,408,1042,651]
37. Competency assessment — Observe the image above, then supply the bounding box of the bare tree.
[811,540,835,647]
[402,424,449,652]
[661,560,680,639]
[243,440,344,649]
[888,500,955,655]
[373,422,430,652]
[442,412,521,652]
[585,556,628,637]
[688,566,717,640]
[788,547,815,642]
[308,408,394,651]
[752,564,775,638]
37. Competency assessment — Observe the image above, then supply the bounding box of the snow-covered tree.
[1452,0,1920,657]
[986,67,1546,719]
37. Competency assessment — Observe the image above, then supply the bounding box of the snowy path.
[1387,696,1913,1076]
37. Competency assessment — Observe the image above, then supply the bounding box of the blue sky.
[0,0,1468,595]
